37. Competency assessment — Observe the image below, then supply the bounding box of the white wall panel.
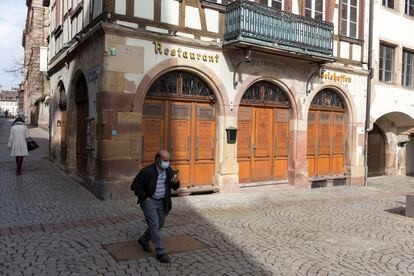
[352,45,361,62]
[340,41,349,59]
[134,0,154,20]
[115,0,126,15]
[185,6,201,30]
[205,9,219,33]
[161,0,179,25]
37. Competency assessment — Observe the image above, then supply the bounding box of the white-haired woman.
[8,117,29,175]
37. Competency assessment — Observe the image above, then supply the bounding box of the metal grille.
[148,71,216,101]
[311,89,345,110]
[241,81,290,106]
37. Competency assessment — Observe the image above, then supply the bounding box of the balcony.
[224,0,335,62]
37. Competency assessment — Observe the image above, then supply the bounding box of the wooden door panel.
[253,159,272,181]
[194,163,214,185]
[273,159,288,179]
[317,157,330,175]
[254,109,272,158]
[238,161,251,183]
[307,111,317,156]
[169,102,191,162]
[307,158,315,177]
[142,100,165,163]
[333,114,345,155]
[237,106,252,183]
[142,119,164,163]
[237,121,251,159]
[331,156,344,174]
[318,112,331,155]
[274,109,289,157]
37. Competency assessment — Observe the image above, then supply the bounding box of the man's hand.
[171,174,179,183]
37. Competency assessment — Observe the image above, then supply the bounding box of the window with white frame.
[406,0,414,16]
[341,0,358,38]
[402,49,414,87]
[379,43,395,83]
[305,0,324,20]
[382,0,394,9]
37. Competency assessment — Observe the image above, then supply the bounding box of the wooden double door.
[307,109,345,176]
[237,106,290,183]
[142,99,216,187]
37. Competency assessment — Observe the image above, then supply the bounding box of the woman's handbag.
[27,137,39,151]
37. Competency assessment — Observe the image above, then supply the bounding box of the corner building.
[45,0,369,199]
[367,0,414,177]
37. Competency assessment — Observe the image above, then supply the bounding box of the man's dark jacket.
[131,163,180,213]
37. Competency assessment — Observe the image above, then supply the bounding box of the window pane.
[351,0,358,6]
[316,0,323,12]
[272,0,282,9]
[389,0,394,8]
[341,19,348,35]
[315,11,323,20]
[350,23,357,38]
[305,8,312,18]
[350,7,357,21]
[306,0,312,9]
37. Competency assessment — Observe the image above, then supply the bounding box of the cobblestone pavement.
[1,117,414,275]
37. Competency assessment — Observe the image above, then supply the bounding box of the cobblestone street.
[1,117,414,275]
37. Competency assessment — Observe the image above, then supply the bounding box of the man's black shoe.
[156,253,171,263]
[137,239,151,252]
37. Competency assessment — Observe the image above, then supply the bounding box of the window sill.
[403,14,414,21]
[339,35,364,45]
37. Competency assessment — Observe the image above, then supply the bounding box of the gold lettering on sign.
[320,72,352,83]
[153,42,219,63]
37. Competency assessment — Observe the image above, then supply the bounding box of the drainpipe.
[364,0,374,186]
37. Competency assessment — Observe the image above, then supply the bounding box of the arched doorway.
[57,81,67,163]
[237,81,290,183]
[367,124,386,177]
[142,71,217,187]
[75,73,89,175]
[307,89,346,177]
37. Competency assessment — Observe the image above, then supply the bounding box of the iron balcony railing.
[224,0,334,57]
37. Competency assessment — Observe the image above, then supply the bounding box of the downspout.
[364,0,374,186]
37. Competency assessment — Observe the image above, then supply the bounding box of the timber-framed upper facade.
[45,0,368,66]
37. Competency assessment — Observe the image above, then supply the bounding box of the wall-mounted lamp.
[233,48,252,88]
[226,126,238,144]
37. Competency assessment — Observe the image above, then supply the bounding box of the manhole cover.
[103,234,208,261]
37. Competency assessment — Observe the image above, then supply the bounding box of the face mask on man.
[160,161,170,170]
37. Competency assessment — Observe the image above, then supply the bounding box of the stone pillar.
[289,118,309,188]
[216,111,239,194]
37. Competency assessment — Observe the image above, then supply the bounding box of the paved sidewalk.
[1,118,414,275]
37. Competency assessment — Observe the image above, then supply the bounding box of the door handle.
[187,137,190,161]
[195,137,199,161]
[252,144,257,149]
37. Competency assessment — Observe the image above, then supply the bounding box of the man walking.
[131,149,180,263]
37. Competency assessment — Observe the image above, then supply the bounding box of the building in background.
[0,87,18,118]
[22,0,50,129]
[44,0,369,199]
[368,0,414,177]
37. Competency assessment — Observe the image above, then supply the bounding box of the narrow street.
[1,118,414,275]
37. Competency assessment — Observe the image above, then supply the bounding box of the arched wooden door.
[237,82,290,183]
[307,89,346,177]
[367,124,385,176]
[75,74,89,175]
[142,71,216,187]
